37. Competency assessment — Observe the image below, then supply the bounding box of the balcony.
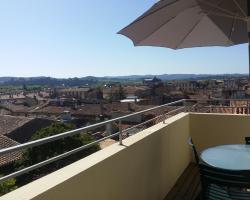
[1,100,250,200]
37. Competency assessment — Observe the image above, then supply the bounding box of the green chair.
[188,137,200,164]
[199,163,250,200]
[245,137,250,145]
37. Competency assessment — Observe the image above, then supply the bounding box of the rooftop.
[0,135,21,166]
[0,115,33,136]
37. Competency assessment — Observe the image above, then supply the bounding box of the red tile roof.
[0,135,22,166]
[0,115,33,135]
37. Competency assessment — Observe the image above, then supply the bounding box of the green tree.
[22,84,27,91]
[109,85,126,101]
[0,177,16,196]
[17,123,100,175]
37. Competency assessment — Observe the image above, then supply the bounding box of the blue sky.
[0,0,248,78]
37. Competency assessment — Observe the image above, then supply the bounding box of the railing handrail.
[185,98,250,102]
[1,98,250,156]
[0,99,185,156]
[0,100,187,184]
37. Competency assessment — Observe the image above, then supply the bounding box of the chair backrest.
[188,137,199,164]
[199,163,250,200]
[245,137,250,145]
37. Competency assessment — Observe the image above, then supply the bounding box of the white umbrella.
[118,0,250,76]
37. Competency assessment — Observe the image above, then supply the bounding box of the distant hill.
[0,77,98,87]
[103,74,247,81]
[0,74,247,86]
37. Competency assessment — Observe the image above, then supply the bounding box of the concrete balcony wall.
[1,113,191,200]
[190,113,250,152]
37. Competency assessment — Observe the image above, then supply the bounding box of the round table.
[200,144,250,170]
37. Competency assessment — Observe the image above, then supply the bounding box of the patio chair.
[199,163,250,200]
[188,137,200,164]
[245,137,250,145]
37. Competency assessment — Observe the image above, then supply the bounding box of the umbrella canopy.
[118,0,250,76]
[119,0,249,49]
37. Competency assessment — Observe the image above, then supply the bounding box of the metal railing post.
[184,100,187,112]
[119,120,123,145]
[163,113,166,124]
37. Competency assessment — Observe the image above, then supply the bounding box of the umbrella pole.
[248,0,250,79]
[249,35,250,80]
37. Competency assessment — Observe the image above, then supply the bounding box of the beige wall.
[190,113,250,152]
[1,113,191,200]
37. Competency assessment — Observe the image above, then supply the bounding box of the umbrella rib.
[198,0,243,18]
[176,0,235,49]
[229,11,238,42]
[199,0,245,20]
[176,0,226,49]
[120,0,245,37]
[135,15,178,46]
[205,0,245,21]
[232,0,247,17]
[205,11,245,21]
[120,0,182,29]
[136,5,200,46]
[175,14,205,49]
[119,0,246,48]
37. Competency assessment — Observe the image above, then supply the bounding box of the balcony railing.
[1,98,250,184]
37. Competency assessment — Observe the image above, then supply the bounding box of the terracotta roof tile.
[0,135,22,166]
[0,115,33,135]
